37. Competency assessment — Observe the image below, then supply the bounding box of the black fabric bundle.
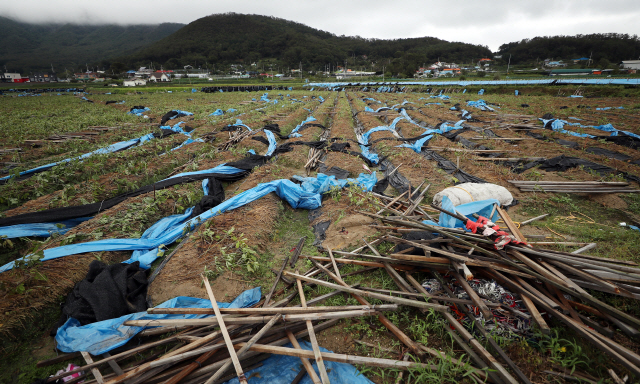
[55,261,147,329]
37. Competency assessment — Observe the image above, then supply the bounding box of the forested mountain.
[0,16,183,73]
[119,13,493,76]
[497,33,640,65]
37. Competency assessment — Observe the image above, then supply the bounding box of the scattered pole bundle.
[509,180,640,193]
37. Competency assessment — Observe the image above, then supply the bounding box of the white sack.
[433,183,513,207]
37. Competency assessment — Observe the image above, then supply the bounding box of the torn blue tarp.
[539,119,640,139]
[515,90,519,96]
[234,119,252,131]
[569,95,584,98]
[128,107,150,116]
[396,134,433,153]
[461,110,472,120]
[467,99,494,111]
[318,96,324,102]
[192,88,197,93]
[478,89,485,95]
[2,172,374,272]
[210,109,225,116]
[264,129,277,156]
[0,217,93,239]
[364,106,391,113]
[424,197,500,229]
[289,115,317,138]
[0,132,156,183]
[169,137,205,152]
[430,94,450,100]
[293,172,378,195]
[56,288,261,355]
[596,106,624,111]
[224,340,373,384]
[161,121,194,137]
[226,108,237,113]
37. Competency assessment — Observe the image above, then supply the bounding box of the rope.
[451,186,474,202]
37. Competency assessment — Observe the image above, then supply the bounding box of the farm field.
[1,84,640,383]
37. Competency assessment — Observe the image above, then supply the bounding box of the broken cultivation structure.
[1,85,640,383]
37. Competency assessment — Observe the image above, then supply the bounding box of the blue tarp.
[478,89,485,95]
[396,135,433,153]
[210,109,225,116]
[467,99,494,111]
[288,115,317,138]
[224,340,373,384]
[128,107,150,116]
[0,173,377,273]
[305,78,640,88]
[0,132,156,183]
[423,197,500,229]
[264,129,277,156]
[56,288,261,355]
[293,172,378,195]
[0,217,93,239]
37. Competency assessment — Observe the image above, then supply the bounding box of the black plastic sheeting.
[372,177,389,194]
[393,231,437,256]
[585,147,632,161]
[251,136,270,145]
[317,165,350,179]
[190,177,225,218]
[200,85,288,93]
[312,221,331,247]
[597,134,640,151]
[0,154,282,227]
[54,260,147,330]
[538,155,640,183]
[160,110,190,126]
[422,150,488,184]
[526,131,579,149]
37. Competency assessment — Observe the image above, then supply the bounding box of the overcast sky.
[2,0,640,51]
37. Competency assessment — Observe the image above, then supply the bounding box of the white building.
[123,78,147,87]
[149,72,170,82]
[621,60,640,70]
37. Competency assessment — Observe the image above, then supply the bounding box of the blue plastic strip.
[224,340,374,384]
[0,217,93,239]
[0,132,157,182]
[0,173,377,273]
[55,288,261,355]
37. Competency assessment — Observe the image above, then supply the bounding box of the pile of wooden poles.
[39,186,640,384]
[509,180,640,194]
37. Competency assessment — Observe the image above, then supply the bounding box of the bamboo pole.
[205,314,281,384]
[202,276,248,384]
[295,274,331,384]
[287,331,322,384]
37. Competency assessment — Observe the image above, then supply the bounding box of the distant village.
[2,58,639,85]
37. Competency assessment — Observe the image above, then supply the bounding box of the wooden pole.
[201,275,248,384]
[205,314,281,384]
[295,274,331,384]
[287,331,322,384]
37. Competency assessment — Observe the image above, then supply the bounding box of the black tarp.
[0,153,285,227]
[526,131,579,149]
[317,165,350,179]
[190,177,225,218]
[160,110,190,126]
[585,147,632,161]
[55,260,147,329]
[422,150,488,184]
[538,155,640,183]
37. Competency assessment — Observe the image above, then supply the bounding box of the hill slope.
[0,17,184,73]
[121,13,493,76]
[498,33,640,65]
